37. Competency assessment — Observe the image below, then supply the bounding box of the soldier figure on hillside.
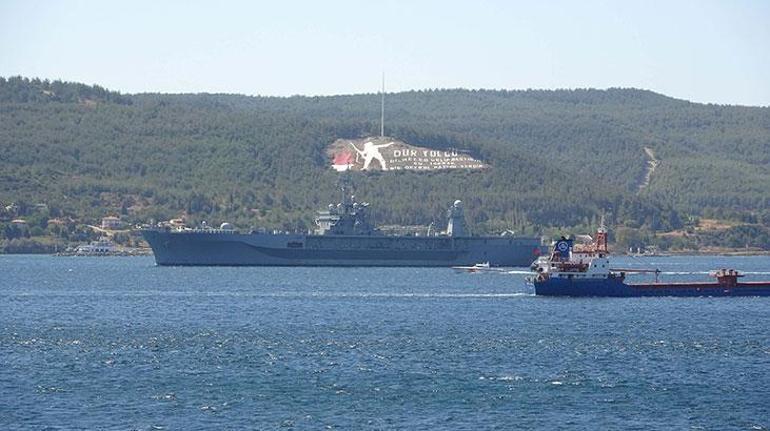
[349,140,394,171]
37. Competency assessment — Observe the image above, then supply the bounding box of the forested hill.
[2,76,770,246]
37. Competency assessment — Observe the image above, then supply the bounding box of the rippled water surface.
[2,255,770,430]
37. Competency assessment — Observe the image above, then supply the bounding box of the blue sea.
[2,255,770,430]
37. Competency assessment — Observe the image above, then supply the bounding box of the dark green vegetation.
[2,76,769,252]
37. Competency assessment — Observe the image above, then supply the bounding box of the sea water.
[1,255,769,430]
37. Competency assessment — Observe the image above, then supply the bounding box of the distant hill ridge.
[0,76,132,105]
[1,76,769,248]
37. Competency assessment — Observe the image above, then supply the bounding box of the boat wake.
[306,292,535,299]
[33,290,537,299]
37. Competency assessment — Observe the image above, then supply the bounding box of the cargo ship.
[530,223,770,297]
[141,178,543,267]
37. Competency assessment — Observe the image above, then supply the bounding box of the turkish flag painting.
[332,151,354,172]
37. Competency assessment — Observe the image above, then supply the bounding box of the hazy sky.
[1,0,768,105]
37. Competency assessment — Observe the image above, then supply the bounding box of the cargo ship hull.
[142,229,542,267]
[534,278,770,297]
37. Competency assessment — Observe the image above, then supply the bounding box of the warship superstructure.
[142,178,542,267]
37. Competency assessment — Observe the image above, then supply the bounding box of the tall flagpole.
[380,72,385,138]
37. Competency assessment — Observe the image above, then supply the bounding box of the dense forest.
[1,76,769,252]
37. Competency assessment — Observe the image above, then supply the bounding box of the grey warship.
[141,179,543,267]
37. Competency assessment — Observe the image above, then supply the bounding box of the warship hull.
[142,229,542,267]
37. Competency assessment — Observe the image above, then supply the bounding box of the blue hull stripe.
[535,278,770,297]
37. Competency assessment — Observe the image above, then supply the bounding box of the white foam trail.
[507,270,535,275]
[308,292,535,298]
[17,290,537,299]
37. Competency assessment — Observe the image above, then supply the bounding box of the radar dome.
[453,200,463,208]
[220,222,234,230]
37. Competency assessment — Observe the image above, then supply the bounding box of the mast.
[596,214,608,253]
[338,171,352,206]
[380,72,385,138]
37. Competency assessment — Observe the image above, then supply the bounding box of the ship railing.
[171,227,238,234]
[610,267,661,282]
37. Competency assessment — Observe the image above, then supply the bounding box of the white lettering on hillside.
[329,138,487,172]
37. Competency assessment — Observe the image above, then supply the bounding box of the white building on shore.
[101,216,123,230]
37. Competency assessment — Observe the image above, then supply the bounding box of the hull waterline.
[142,229,542,267]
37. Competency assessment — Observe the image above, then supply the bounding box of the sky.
[1,0,768,106]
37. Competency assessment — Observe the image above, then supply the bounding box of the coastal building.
[75,238,116,255]
[101,216,123,230]
[168,218,186,228]
[5,203,19,215]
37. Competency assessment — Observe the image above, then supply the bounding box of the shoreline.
[652,249,770,257]
[2,250,770,257]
